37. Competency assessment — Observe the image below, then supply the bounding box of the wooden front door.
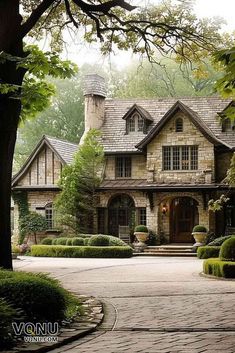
[170,197,198,243]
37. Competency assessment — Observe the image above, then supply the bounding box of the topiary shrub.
[66,238,73,246]
[41,237,53,245]
[83,238,90,246]
[134,225,148,233]
[0,275,66,322]
[56,237,68,245]
[88,235,110,247]
[72,237,84,246]
[208,235,235,246]
[219,237,235,261]
[203,258,235,278]
[31,245,133,258]
[0,298,16,349]
[197,246,221,259]
[52,238,59,245]
[192,225,207,233]
[107,235,127,246]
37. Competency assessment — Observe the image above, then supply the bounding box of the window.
[127,113,144,133]
[175,118,183,132]
[45,203,54,229]
[163,146,198,171]
[222,118,235,132]
[138,208,147,225]
[116,157,131,178]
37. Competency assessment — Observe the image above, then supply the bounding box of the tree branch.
[72,0,136,13]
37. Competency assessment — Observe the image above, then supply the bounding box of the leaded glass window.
[163,146,198,171]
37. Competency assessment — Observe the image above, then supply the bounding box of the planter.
[134,231,148,252]
[192,232,207,247]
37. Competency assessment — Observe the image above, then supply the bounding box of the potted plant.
[192,225,208,247]
[134,225,149,251]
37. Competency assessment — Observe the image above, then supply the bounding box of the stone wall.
[147,112,215,184]
[215,151,233,182]
[104,155,147,180]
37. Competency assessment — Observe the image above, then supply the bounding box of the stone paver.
[14,256,235,353]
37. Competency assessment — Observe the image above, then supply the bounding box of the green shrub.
[84,238,90,245]
[146,230,158,245]
[41,237,53,245]
[72,237,84,246]
[197,246,221,259]
[66,238,73,246]
[56,237,68,245]
[88,235,110,247]
[31,245,133,258]
[192,225,207,233]
[219,237,235,261]
[208,235,235,246]
[107,235,127,246]
[0,274,66,322]
[203,258,235,278]
[52,238,58,245]
[0,298,16,349]
[134,225,148,232]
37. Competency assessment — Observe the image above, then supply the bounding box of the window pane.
[191,146,198,170]
[163,147,171,170]
[116,157,131,177]
[175,118,183,132]
[45,203,53,229]
[173,146,180,170]
[139,208,146,225]
[128,117,135,132]
[182,146,189,170]
[138,116,144,131]
[124,157,131,177]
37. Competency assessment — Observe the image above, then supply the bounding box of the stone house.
[12,74,235,243]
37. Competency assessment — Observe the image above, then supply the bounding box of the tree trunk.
[0,0,24,269]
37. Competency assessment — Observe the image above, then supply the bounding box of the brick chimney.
[83,74,106,134]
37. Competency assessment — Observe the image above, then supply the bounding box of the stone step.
[134,252,197,257]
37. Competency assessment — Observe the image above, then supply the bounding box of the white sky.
[61,0,235,69]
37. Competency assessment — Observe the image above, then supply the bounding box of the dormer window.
[127,113,144,133]
[222,118,235,132]
[175,118,183,132]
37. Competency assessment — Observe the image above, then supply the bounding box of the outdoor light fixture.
[162,204,167,215]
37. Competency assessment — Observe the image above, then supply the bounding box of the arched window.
[127,113,144,133]
[175,118,183,132]
[128,116,135,132]
[45,203,54,229]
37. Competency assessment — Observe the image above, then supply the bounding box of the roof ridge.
[44,135,79,146]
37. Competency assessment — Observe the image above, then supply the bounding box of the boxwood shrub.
[31,245,133,258]
[208,235,235,246]
[0,274,66,322]
[197,246,221,259]
[219,237,235,261]
[0,298,16,349]
[203,258,235,278]
[66,238,73,246]
[41,237,53,245]
[88,235,110,247]
[72,237,84,246]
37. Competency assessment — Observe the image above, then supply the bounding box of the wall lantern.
[162,204,167,215]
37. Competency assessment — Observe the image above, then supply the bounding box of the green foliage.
[66,238,73,246]
[0,274,66,322]
[0,298,16,349]
[134,225,148,233]
[214,47,235,99]
[208,194,230,212]
[208,235,235,246]
[106,235,127,246]
[55,237,69,245]
[203,258,235,278]
[56,129,104,234]
[12,191,29,244]
[219,237,235,261]
[84,238,90,246]
[71,237,84,246]
[20,212,47,244]
[41,237,53,245]
[146,230,158,246]
[192,225,207,233]
[88,235,110,247]
[197,246,221,259]
[31,245,133,258]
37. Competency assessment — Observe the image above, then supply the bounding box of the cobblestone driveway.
[14,257,235,353]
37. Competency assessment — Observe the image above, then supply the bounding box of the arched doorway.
[170,197,199,243]
[108,194,135,236]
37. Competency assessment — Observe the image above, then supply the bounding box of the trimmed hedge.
[208,235,235,246]
[219,237,235,261]
[88,235,110,247]
[66,238,73,246]
[203,258,235,278]
[197,246,221,259]
[0,298,16,349]
[0,274,66,322]
[107,235,127,246]
[41,237,53,245]
[72,237,84,246]
[31,245,133,258]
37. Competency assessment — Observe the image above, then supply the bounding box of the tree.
[0,0,229,268]
[55,129,104,234]
[20,212,47,244]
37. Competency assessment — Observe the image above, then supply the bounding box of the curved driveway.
[14,256,235,353]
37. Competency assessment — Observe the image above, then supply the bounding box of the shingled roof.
[12,136,78,186]
[101,97,235,153]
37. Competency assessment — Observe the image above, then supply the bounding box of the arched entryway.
[108,194,135,236]
[170,197,199,243]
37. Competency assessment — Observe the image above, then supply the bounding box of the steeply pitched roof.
[12,136,78,186]
[101,97,235,153]
[122,103,153,121]
[136,100,231,150]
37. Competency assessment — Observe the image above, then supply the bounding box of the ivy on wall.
[12,191,29,244]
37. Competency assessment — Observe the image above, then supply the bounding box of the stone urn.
[134,225,149,252]
[192,225,208,247]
